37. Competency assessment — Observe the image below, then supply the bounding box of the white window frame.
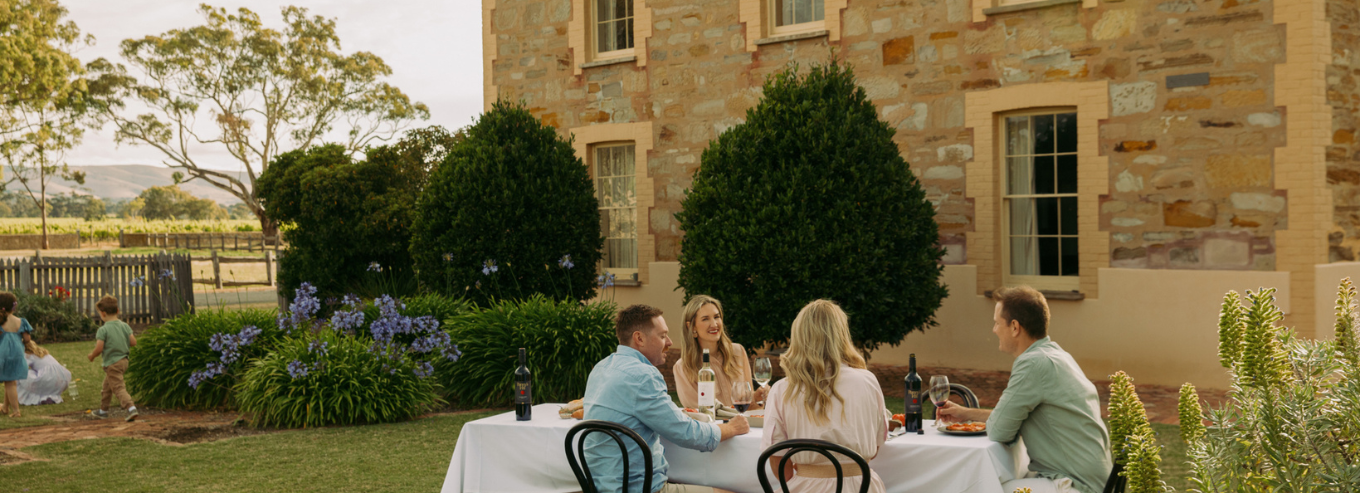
[768,0,826,36]
[1000,108,1080,291]
[592,142,639,279]
[592,0,635,61]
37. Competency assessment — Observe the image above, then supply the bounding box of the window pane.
[795,0,811,24]
[597,21,614,53]
[1038,237,1060,276]
[1056,113,1077,153]
[1034,155,1055,195]
[1057,154,1077,194]
[1061,197,1077,235]
[1010,237,1036,275]
[813,0,824,20]
[1010,198,1035,235]
[598,0,612,22]
[777,0,793,26]
[605,238,638,269]
[1007,157,1033,195]
[615,20,631,51]
[1032,114,1054,154]
[625,18,634,49]
[613,176,636,209]
[1036,197,1059,235]
[1006,116,1031,156]
[615,0,629,20]
[1061,237,1079,276]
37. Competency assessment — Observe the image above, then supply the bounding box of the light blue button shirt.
[583,345,721,493]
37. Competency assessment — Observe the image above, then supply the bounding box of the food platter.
[939,422,987,436]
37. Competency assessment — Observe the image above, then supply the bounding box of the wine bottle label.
[906,390,922,413]
[697,381,715,407]
[514,382,532,404]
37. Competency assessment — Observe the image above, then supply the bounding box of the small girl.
[0,292,34,417]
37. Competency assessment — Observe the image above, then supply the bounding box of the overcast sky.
[62,0,483,171]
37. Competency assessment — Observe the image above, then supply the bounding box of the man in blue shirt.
[584,304,750,493]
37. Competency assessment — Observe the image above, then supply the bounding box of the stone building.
[482,0,1358,387]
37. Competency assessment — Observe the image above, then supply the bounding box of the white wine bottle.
[697,349,716,419]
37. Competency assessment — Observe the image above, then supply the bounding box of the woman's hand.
[754,385,769,403]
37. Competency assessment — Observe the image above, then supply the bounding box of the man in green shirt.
[87,295,138,421]
[938,286,1111,493]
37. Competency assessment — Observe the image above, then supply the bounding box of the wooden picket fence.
[119,231,282,252]
[0,252,194,324]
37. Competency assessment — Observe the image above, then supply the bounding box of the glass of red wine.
[929,375,951,429]
[732,381,753,413]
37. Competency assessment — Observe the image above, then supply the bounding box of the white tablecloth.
[442,403,1027,493]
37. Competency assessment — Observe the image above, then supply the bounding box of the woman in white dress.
[762,299,891,493]
[18,340,71,406]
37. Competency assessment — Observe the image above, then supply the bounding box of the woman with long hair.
[0,292,34,417]
[761,299,889,493]
[672,295,768,408]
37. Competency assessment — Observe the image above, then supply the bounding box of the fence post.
[212,249,222,289]
[18,259,31,294]
[119,229,124,248]
[102,250,112,295]
[265,250,275,287]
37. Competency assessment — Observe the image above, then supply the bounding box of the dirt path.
[0,409,249,452]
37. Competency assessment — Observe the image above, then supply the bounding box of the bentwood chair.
[1102,462,1127,493]
[565,420,653,493]
[757,439,872,493]
[949,383,980,408]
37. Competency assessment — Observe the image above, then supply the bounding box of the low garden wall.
[0,234,80,250]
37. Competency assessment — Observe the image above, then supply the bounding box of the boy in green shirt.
[87,295,138,421]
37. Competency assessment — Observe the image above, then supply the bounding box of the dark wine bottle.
[515,347,532,421]
[904,353,922,433]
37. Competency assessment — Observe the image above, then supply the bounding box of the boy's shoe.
[92,409,109,419]
[126,407,139,422]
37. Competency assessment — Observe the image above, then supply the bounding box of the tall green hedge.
[676,60,947,355]
[410,101,602,304]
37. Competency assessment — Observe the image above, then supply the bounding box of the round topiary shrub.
[125,309,284,409]
[410,100,602,305]
[676,60,948,356]
[234,330,442,428]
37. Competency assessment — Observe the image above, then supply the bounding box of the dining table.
[441,403,1029,493]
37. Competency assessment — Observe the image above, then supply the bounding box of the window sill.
[754,30,830,46]
[581,55,637,70]
[984,289,1086,301]
[983,0,1080,15]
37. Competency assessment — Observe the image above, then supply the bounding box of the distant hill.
[43,165,246,205]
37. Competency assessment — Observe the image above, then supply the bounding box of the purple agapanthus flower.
[129,276,145,287]
[413,361,435,378]
[160,269,175,280]
[367,262,382,272]
[558,255,574,269]
[286,359,310,379]
[481,259,499,276]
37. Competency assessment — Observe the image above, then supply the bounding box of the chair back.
[1102,462,1127,493]
[949,383,980,408]
[565,420,653,493]
[757,439,871,493]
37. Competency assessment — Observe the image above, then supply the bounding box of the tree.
[410,101,602,305]
[137,185,225,220]
[92,4,430,236]
[0,0,119,248]
[257,126,457,298]
[675,60,948,356]
[120,197,145,219]
[82,195,105,221]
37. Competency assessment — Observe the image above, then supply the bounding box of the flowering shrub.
[234,330,442,428]
[47,285,70,302]
[439,295,616,405]
[125,309,283,409]
[15,290,99,343]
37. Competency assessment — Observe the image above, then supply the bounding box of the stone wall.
[489,0,1291,271]
[1328,0,1360,261]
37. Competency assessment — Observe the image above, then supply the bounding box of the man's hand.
[719,414,750,441]
[936,400,990,424]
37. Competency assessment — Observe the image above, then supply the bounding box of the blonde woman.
[761,299,890,493]
[672,295,769,409]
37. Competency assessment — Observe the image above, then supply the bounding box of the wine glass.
[732,381,753,413]
[929,375,951,428]
[753,357,773,389]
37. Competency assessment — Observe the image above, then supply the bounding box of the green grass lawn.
[0,410,497,493]
[1,340,105,430]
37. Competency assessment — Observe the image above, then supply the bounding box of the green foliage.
[15,290,97,343]
[1186,283,1360,493]
[1216,292,1244,370]
[234,330,441,428]
[1335,277,1359,366]
[1238,288,1290,391]
[359,293,473,333]
[1124,433,1170,493]
[1108,370,1153,465]
[125,309,283,410]
[438,295,616,405]
[411,101,601,304]
[259,129,457,298]
[674,59,946,356]
[1178,383,1204,445]
[136,185,226,220]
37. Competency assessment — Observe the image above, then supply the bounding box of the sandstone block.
[1231,29,1283,63]
[1204,238,1251,267]
[1116,170,1145,192]
[862,76,902,99]
[1094,10,1138,40]
[965,25,1006,55]
[1164,200,1217,227]
[883,36,915,65]
[1116,140,1158,152]
[937,144,974,163]
[873,18,893,33]
[1230,192,1285,212]
[1165,97,1212,111]
[1222,90,1266,107]
[1205,154,1271,188]
[925,165,966,180]
[1111,81,1158,116]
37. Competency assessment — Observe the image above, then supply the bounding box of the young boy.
[87,295,138,421]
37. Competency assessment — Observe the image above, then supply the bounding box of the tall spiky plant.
[1239,288,1290,390]
[1336,277,1359,367]
[1217,291,1245,370]
[1123,433,1170,493]
[1108,371,1152,464]
[1178,383,1205,444]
